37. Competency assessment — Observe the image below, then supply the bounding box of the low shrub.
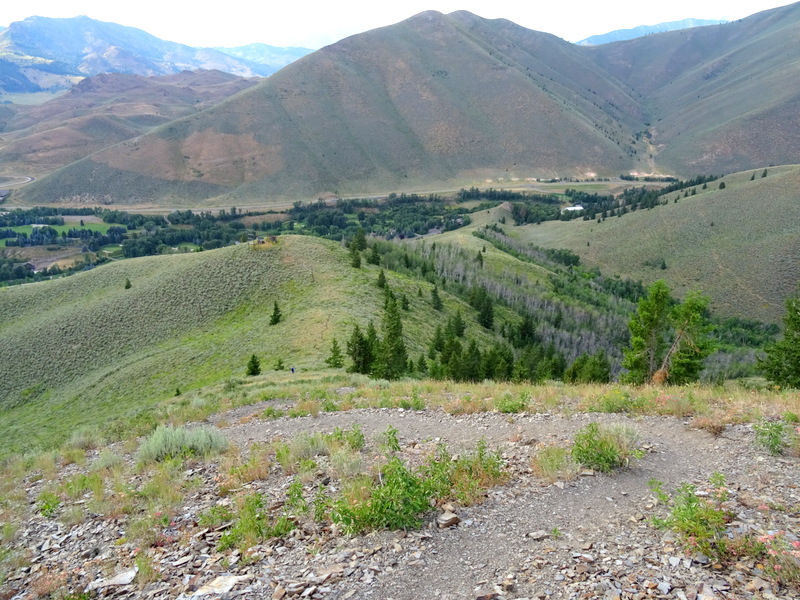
[136,425,228,463]
[571,422,642,472]
[754,418,799,456]
[649,474,732,558]
[218,492,294,551]
[495,391,529,414]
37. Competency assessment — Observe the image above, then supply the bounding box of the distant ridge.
[576,18,727,46]
[213,43,313,71]
[0,16,309,99]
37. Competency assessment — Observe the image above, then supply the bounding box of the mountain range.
[576,18,727,46]
[0,15,311,99]
[4,3,800,205]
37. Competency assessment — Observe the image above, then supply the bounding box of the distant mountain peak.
[576,18,727,45]
[0,15,311,100]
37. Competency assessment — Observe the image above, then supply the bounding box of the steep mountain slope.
[10,3,800,206]
[0,237,383,452]
[587,2,800,173]
[576,19,726,46]
[0,70,258,175]
[13,11,647,206]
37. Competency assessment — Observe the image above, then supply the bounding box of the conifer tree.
[621,280,712,384]
[246,354,261,376]
[350,244,361,268]
[377,269,386,289]
[759,287,800,388]
[478,296,494,329]
[451,310,466,337]
[346,325,373,374]
[367,244,381,266]
[351,227,368,252]
[325,338,345,368]
[269,301,282,325]
[431,285,443,311]
[373,295,408,380]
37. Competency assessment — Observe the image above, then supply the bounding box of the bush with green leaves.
[37,490,61,518]
[218,492,294,551]
[649,473,733,559]
[330,434,506,534]
[753,418,798,456]
[331,456,431,533]
[495,391,529,413]
[136,425,228,463]
[571,422,642,472]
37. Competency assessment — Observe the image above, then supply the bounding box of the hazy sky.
[1,1,792,48]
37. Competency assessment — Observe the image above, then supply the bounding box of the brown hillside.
[0,70,258,176]
[14,11,647,206]
[12,3,800,206]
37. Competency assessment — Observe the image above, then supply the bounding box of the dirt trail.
[216,404,800,599]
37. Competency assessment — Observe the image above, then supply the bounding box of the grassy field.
[511,166,800,323]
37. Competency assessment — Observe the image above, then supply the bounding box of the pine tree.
[759,288,800,387]
[275,358,285,371]
[346,325,373,374]
[477,296,494,329]
[350,245,361,268]
[246,354,261,376]
[400,294,410,311]
[367,244,381,266]
[431,285,443,311]
[124,278,131,289]
[373,295,408,380]
[621,280,712,385]
[377,269,386,288]
[351,227,368,251]
[325,338,345,368]
[269,301,282,325]
[451,310,466,337]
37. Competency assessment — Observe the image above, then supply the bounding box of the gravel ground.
[5,403,799,600]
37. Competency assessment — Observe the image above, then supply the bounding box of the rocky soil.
[3,402,799,600]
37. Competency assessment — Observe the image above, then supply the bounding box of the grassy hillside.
[518,166,800,323]
[0,233,528,454]
[0,238,368,451]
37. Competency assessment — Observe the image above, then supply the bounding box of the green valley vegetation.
[0,189,784,456]
[759,286,800,388]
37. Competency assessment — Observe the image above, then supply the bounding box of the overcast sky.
[1,1,792,48]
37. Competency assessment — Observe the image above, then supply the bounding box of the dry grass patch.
[531,446,581,483]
